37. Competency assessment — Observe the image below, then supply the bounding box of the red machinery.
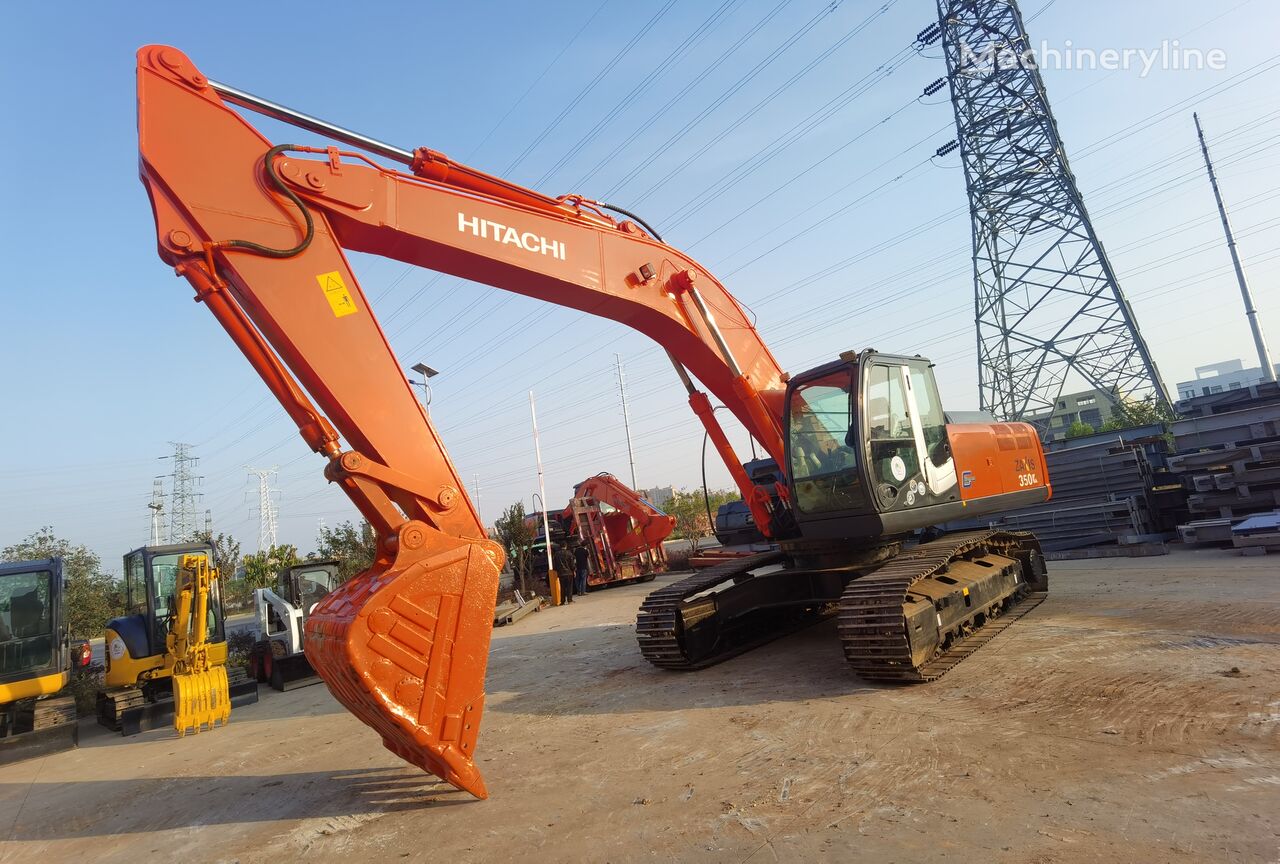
[136,47,1051,799]
[568,474,675,587]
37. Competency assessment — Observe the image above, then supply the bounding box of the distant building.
[1023,388,1122,442]
[1174,359,1280,401]
[642,486,674,509]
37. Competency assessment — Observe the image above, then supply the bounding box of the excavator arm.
[137,46,792,798]
[165,555,231,735]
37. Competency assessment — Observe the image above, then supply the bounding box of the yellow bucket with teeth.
[173,664,231,736]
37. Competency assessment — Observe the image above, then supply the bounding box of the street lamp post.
[409,362,439,410]
[530,391,560,605]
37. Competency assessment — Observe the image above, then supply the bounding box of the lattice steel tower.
[935,0,1171,420]
[247,466,280,552]
[166,442,202,542]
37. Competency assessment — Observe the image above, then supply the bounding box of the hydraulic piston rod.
[207,79,415,166]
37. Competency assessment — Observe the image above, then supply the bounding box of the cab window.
[149,553,222,648]
[0,569,54,676]
[125,551,147,616]
[294,567,336,611]
[907,363,949,466]
[788,368,866,514]
[867,363,920,502]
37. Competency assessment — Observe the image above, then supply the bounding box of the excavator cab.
[785,350,1048,541]
[0,559,91,761]
[0,560,62,694]
[786,351,957,537]
[106,543,226,684]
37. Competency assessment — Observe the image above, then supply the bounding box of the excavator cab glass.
[784,352,961,539]
[0,560,62,683]
[118,544,225,660]
[786,365,869,516]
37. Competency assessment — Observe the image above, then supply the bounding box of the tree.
[1066,421,1096,439]
[492,503,535,595]
[192,530,241,581]
[241,544,301,590]
[315,520,378,584]
[1106,395,1176,430]
[1,527,121,640]
[667,488,739,552]
[193,529,247,610]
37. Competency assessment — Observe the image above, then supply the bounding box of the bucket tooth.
[305,539,500,799]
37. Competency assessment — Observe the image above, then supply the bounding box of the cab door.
[863,357,958,512]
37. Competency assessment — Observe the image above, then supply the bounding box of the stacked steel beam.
[1169,386,1280,541]
[1169,437,1280,519]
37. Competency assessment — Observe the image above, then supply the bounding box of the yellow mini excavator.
[98,543,257,735]
[0,558,92,763]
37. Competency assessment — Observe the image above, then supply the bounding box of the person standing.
[554,545,575,605]
[573,543,590,597]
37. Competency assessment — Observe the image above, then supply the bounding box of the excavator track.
[637,550,833,669]
[28,695,78,731]
[96,687,146,732]
[838,530,1048,682]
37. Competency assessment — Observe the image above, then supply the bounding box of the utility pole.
[148,477,165,546]
[247,466,280,552]
[473,472,482,530]
[529,391,555,582]
[1194,112,1276,383]
[166,442,202,542]
[615,353,638,490]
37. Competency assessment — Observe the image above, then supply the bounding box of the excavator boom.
[137,46,795,798]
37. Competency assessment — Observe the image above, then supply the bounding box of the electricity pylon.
[934,0,1171,421]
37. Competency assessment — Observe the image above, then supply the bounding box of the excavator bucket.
[172,664,231,736]
[305,540,501,799]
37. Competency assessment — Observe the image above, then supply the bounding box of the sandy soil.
[1,546,1276,863]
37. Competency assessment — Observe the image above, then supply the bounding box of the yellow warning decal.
[316,271,358,318]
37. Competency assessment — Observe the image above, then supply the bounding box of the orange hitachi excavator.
[136,47,1051,799]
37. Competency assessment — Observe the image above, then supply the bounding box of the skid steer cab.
[249,560,339,691]
[98,543,257,735]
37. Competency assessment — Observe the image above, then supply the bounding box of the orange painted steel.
[136,45,790,798]
[569,474,676,558]
[948,422,1053,503]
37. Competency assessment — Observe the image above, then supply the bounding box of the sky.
[2,0,1278,572]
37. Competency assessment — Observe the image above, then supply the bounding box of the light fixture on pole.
[409,362,439,409]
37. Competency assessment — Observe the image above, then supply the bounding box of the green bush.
[225,629,256,670]
[68,662,105,716]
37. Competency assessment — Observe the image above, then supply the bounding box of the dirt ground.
[1,546,1276,863]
